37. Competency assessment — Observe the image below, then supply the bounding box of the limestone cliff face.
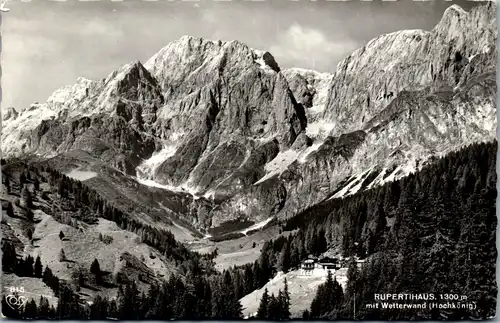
[141,36,307,193]
[1,3,496,235]
[1,62,162,173]
[319,2,496,137]
[208,2,497,226]
[281,68,334,138]
[145,36,305,148]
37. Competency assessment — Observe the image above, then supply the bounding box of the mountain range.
[1,2,496,241]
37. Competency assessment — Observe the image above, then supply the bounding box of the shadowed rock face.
[26,115,156,175]
[2,61,162,175]
[3,107,18,121]
[145,37,306,149]
[142,37,308,196]
[1,3,497,235]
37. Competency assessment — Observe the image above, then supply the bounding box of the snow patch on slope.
[329,168,372,200]
[65,169,98,181]
[334,160,420,200]
[253,173,276,186]
[254,150,300,185]
[239,217,274,236]
[298,141,323,163]
[136,144,177,180]
[381,166,402,185]
[136,177,200,198]
[47,77,96,107]
[283,67,333,119]
[136,177,177,191]
[346,171,372,196]
[264,150,299,173]
[253,50,269,69]
[252,49,279,73]
[305,121,335,139]
[253,140,327,185]
[366,168,388,190]
[134,143,204,198]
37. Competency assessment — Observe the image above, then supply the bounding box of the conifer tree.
[277,290,289,320]
[310,270,344,318]
[317,228,328,255]
[257,288,270,319]
[281,278,291,319]
[58,179,67,198]
[57,284,83,319]
[25,209,34,222]
[27,228,34,240]
[38,296,52,319]
[90,295,109,319]
[221,270,243,319]
[117,282,140,319]
[267,293,280,320]
[24,255,35,277]
[2,242,17,272]
[34,255,43,277]
[2,295,21,319]
[90,259,102,284]
[278,243,291,273]
[20,173,26,185]
[24,299,38,319]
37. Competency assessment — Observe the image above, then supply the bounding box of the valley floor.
[188,225,282,271]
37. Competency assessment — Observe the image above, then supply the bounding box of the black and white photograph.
[0,0,497,320]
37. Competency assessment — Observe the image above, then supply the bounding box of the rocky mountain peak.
[138,35,305,149]
[100,60,163,121]
[144,36,281,95]
[252,50,281,73]
[104,60,148,83]
[1,2,495,235]
[442,4,468,19]
[46,77,99,114]
[2,107,18,121]
[433,1,495,50]
[316,2,496,138]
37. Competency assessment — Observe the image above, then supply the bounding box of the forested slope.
[295,141,497,320]
[2,141,496,319]
[0,159,239,319]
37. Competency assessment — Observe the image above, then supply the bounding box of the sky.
[0,0,482,110]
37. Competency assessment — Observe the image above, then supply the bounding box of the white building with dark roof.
[299,256,340,277]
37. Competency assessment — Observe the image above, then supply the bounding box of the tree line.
[296,141,497,319]
[220,226,328,304]
[1,160,243,319]
[2,242,43,278]
[2,160,216,272]
[256,278,291,320]
[1,140,496,319]
[233,141,497,320]
[2,265,245,320]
